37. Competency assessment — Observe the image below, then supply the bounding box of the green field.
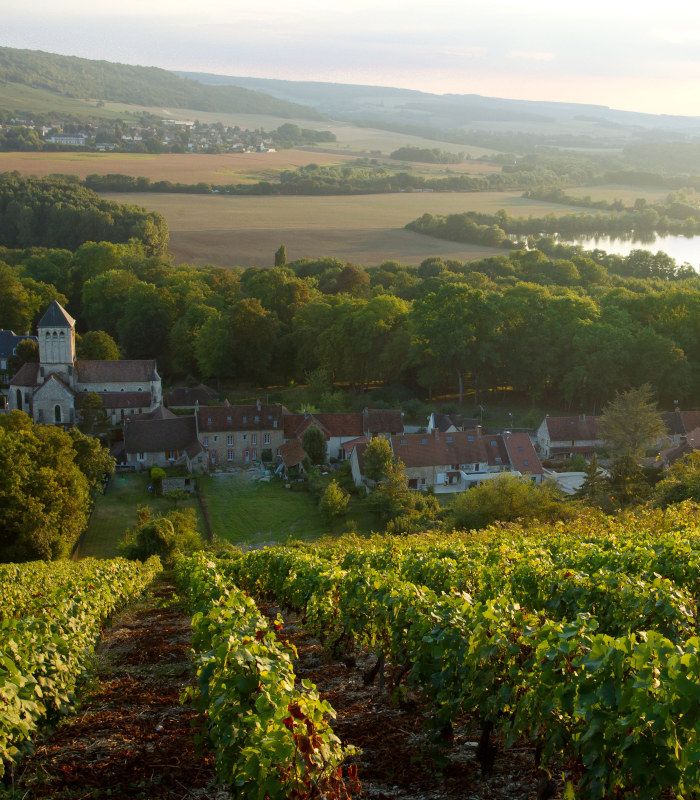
[78,472,204,558]
[199,474,375,545]
[0,81,138,120]
[566,183,672,203]
[105,190,581,267]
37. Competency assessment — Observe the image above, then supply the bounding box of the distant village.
[3,302,698,499]
[0,114,335,154]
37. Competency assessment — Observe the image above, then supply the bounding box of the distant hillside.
[181,72,700,138]
[0,47,323,120]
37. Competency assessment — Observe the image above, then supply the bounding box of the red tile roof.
[391,430,488,468]
[99,391,152,410]
[76,359,158,383]
[364,408,404,434]
[280,440,306,468]
[502,431,544,475]
[198,403,287,431]
[544,415,599,442]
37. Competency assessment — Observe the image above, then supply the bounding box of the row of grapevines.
[0,556,162,777]
[224,547,700,799]
[175,554,358,800]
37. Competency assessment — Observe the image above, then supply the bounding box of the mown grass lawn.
[199,474,377,546]
[79,472,203,559]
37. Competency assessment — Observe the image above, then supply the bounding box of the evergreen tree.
[575,454,608,502]
[274,243,288,267]
[302,425,327,465]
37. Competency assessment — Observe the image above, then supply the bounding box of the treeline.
[407,202,700,248]
[83,163,552,197]
[390,146,464,164]
[273,123,337,147]
[0,173,168,255]
[4,237,700,409]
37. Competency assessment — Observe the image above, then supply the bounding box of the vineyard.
[0,557,162,779]
[176,505,700,799]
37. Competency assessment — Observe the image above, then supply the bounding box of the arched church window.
[54,405,62,423]
[16,389,22,411]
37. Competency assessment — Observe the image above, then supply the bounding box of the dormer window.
[254,415,259,423]
[490,440,497,447]
[467,435,475,442]
[226,416,232,424]
[273,420,278,428]
[208,416,212,425]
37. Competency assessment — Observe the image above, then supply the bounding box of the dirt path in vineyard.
[14,578,226,800]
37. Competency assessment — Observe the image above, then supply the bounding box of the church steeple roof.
[38,301,76,329]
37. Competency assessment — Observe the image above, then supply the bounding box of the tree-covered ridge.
[0,46,322,120]
[0,173,168,254]
[390,146,464,163]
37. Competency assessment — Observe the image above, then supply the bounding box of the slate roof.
[0,331,37,359]
[544,415,599,442]
[198,403,288,431]
[165,384,219,407]
[431,412,480,432]
[76,360,158,383]
[10,362,39,386]
[99,391,152,410]
[124,415,199,455]
[38,301,76,329]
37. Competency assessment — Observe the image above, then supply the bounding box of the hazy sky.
[3,0,700,115]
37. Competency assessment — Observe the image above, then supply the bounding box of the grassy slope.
[199,474,375,546]
[0,46,321,119]
[79,472,204,559]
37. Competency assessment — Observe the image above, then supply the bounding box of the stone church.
[8,301,162,426]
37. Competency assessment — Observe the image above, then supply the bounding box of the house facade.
[536,415,602,459]
[197,401,287,467]
[8,301,161,426]
[123,414,206,471]
[351,428,543,491]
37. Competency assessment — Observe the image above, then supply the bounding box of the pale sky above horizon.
[2,0,700,116]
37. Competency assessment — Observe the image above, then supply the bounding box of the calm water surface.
[560,234,700,267]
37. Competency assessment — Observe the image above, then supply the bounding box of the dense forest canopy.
[0,173,168,254]
[0,46,322,119]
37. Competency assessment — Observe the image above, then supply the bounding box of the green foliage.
[0,411,97,561]
[319,479,350,522]
[0,46,321,119]
[0,555,161,777]
[76,329,120,360]
[149,466,166,495]
[370,460,441,530]
[390,146,464,164]
[599,384,666,459]
[654,452,700,506]
[175,555,356,798]
[274,243,287,266]
[302,426,327,466]
[450,473,571,529]
[216,506,700,798]
[75,392,110,436]
[0,174,169,255]
[362,436,393,482]
[120,506,202,567]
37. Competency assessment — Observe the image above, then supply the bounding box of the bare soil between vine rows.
[269,605,558,800]
[13,580,225,800]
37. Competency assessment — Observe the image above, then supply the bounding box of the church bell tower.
[37,300,76,380]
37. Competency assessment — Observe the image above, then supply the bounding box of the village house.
[197,400,288,467]
[123,414,206,471]
[164,383,219,411]
[350,428,543,491]
[8,301,162,426]
[283,408,404,462]
[659,427,700,468]
[536,414,602,459]
[660,409,700,447]
[426,411,480,433]
[0,330,37,401]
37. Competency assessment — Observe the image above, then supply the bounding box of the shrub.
[319,480,350,522]
[120,506,203,567]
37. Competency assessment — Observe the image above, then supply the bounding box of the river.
[558,234,700,267]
